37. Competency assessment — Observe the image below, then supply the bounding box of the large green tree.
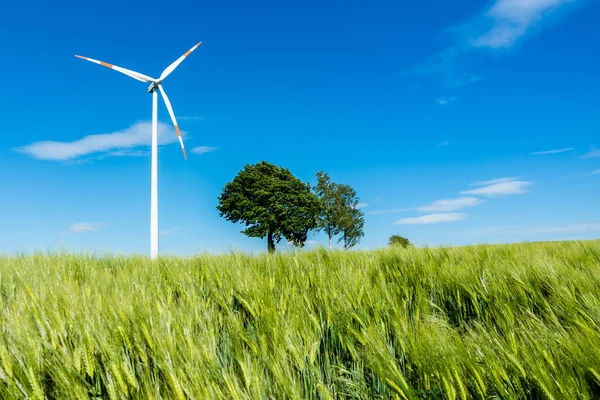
[217,161,320,253]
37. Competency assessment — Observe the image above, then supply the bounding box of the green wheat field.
[1,240,600,399]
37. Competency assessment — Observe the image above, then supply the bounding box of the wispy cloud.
[532,147,574,155]
[367,208,413,215]
[179,114,218,122]
[583,146,600,158]
[355,203,369,209]
[470,0,578,49]
[106,149,152,157]
[411,0,581,86]
[592,170,600,175]
[418,197,483,212]
[396,213,466,225]
[67,222,105,233]
[461,177,531,196]
[412,48,481,87]
[61,148,153,165]
[191,146,219,155]
[436,141,450,147]
[468,177,521,186]
[436,97,458,106]
[16,121,183,162]
[178,116,206,121]
[474,223,600,235]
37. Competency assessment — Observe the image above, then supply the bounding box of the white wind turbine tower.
[75,42,202,260]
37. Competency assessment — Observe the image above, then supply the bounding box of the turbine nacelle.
[147,81,160,93]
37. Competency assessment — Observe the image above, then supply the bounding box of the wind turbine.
[75,42,202,260]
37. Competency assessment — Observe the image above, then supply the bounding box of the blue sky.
[1,0,599,255]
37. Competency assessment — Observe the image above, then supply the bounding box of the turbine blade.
[159,42,202,81]
[158,85,187,160]
[75,55,156,82]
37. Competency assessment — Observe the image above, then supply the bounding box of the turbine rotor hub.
[147,81,160,93]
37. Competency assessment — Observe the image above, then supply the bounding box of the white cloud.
[532,147,574,155]
[592,170,600,175]
[106,149,152,157]
[305,240,319,246]
[437,97,458,106]
[16,121,183,161]
[396,213,466,225]
[469,177,520,186]
[461,177,531,196]
[583,146,600,159]
[191,146,219,155]
[411,0,581,86]
[355,203,369,209]
[475,223,600,235]
[179,114,219,122]
[178,116,206,121]
[472,0,577,49]
[68,223,105,233]
[367,208,413,215]
[435,96,458,106]
[412,47,481,87]
[418,197,482,212]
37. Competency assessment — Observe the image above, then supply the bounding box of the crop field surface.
[1,241,600,399]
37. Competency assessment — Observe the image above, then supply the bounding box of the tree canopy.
[389,235,412,248]
[335,183,365,249]
[313,172,365,250]
[313,172,341,249]
[216,161,321,252]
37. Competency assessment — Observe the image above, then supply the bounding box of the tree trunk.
[328,236,332,250]
[268,231,275,253]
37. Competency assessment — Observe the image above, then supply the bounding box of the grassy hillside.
[0,241,599,399]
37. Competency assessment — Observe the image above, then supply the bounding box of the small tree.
[313,172,365,250]
[340,212,364,249]
[313,172,341,249]
[389,235,412,248]
[217,161,321,253]
[335,184,365,250]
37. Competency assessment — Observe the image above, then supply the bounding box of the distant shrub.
[389,234,412,248]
